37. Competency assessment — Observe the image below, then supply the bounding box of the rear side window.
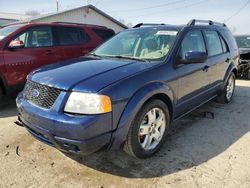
[93,29,115,41]
[223,30,238,51]
[204,30,223,56]
[14,27,53,48]
[180,30,206,60]
[220,36,229,53]
[55,26,90,45]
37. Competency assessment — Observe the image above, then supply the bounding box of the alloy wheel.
[138,108,166,151]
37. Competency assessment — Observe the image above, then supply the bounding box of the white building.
[23,5,127,32]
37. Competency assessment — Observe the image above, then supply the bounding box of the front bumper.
[16,93,112,155]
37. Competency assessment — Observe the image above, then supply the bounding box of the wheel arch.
[232,68,237,77]
[110,82,175,150]
[223,62,237,87]
[146,93,173,122]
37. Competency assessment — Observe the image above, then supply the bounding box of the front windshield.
[93,29,178,61]
[0,25,23,40]
[235,36,250,48]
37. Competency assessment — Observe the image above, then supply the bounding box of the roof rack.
[133,23,165,28]
[52,22,108,28]
[187,19,226,27]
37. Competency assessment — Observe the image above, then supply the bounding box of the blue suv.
[16,20,239,158]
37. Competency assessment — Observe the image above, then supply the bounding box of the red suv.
[0,22,115,99]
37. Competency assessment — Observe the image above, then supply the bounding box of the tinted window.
[224,30,238,51]
[220,36,228,53]
[14,26,53,48]
[204,30,223,56]
[56,26,89,45]
[180,30,206,60]
[93,29,115,41]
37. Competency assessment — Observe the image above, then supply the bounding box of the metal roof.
[0,12,30,20]
[22,4,128,29]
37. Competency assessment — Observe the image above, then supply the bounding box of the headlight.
[64,92,112,114]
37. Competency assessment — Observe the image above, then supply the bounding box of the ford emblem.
[31,89,40,98]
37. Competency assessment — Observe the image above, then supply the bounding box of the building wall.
[0,19,17,26]
[33,7,125,33]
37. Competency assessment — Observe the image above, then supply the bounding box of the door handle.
[225,58,230,63]
[46,50,54,55]
[202,65,210,72]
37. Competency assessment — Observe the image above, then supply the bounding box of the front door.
[175,30,211,118]
[3,26,59,86]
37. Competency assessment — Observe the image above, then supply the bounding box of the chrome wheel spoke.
[142,134,153,148]
[156,115,164,129]
[226,76,235,100]
[153,130,162,142]
[147,109,156,124]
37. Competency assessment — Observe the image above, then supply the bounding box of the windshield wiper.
[88,53,103,58]
[109,55,149,62]
[88,54,149,62]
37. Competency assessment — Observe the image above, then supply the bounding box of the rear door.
[175,30,211,117]
[203,30,230,89]
[3,26,59,86]
[53,26,93,60]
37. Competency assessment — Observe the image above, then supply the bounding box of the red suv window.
[14,26,53,48]
[54,26,90,45]
[93,28,115,41]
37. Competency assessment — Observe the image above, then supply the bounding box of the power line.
[224,0,250,23]
[109,0,186,12]
[126,0,208,19]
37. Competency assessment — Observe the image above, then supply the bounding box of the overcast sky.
[0,0,250,34]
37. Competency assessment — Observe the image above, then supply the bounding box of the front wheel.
[215,73,235,104]
[124,99,170,158]
[0,86,3,101]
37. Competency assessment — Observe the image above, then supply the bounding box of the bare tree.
[119,18,133,28]
[25,10,41,17]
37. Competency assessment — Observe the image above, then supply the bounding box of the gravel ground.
[0,80,250,188]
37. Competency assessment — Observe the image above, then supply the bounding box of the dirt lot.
[0,80,250,188]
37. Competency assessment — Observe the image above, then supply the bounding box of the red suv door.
[3,26,60,86]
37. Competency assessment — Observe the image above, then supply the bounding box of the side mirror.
[182,51,207,64]
[8,40,24,49]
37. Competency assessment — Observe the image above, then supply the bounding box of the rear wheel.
[124,99,170,158]
[215,73,235,104]
[247,70,250,80]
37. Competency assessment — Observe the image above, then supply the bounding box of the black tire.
[247,70,250,80]
[0,85,3,100]
[215,73,235,104]
[124,99,170,158]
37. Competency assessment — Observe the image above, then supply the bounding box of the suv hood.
[29,56,152,92]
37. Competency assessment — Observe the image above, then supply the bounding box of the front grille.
[24,80,61,109]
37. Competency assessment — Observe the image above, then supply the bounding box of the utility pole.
[56,1,59,12]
